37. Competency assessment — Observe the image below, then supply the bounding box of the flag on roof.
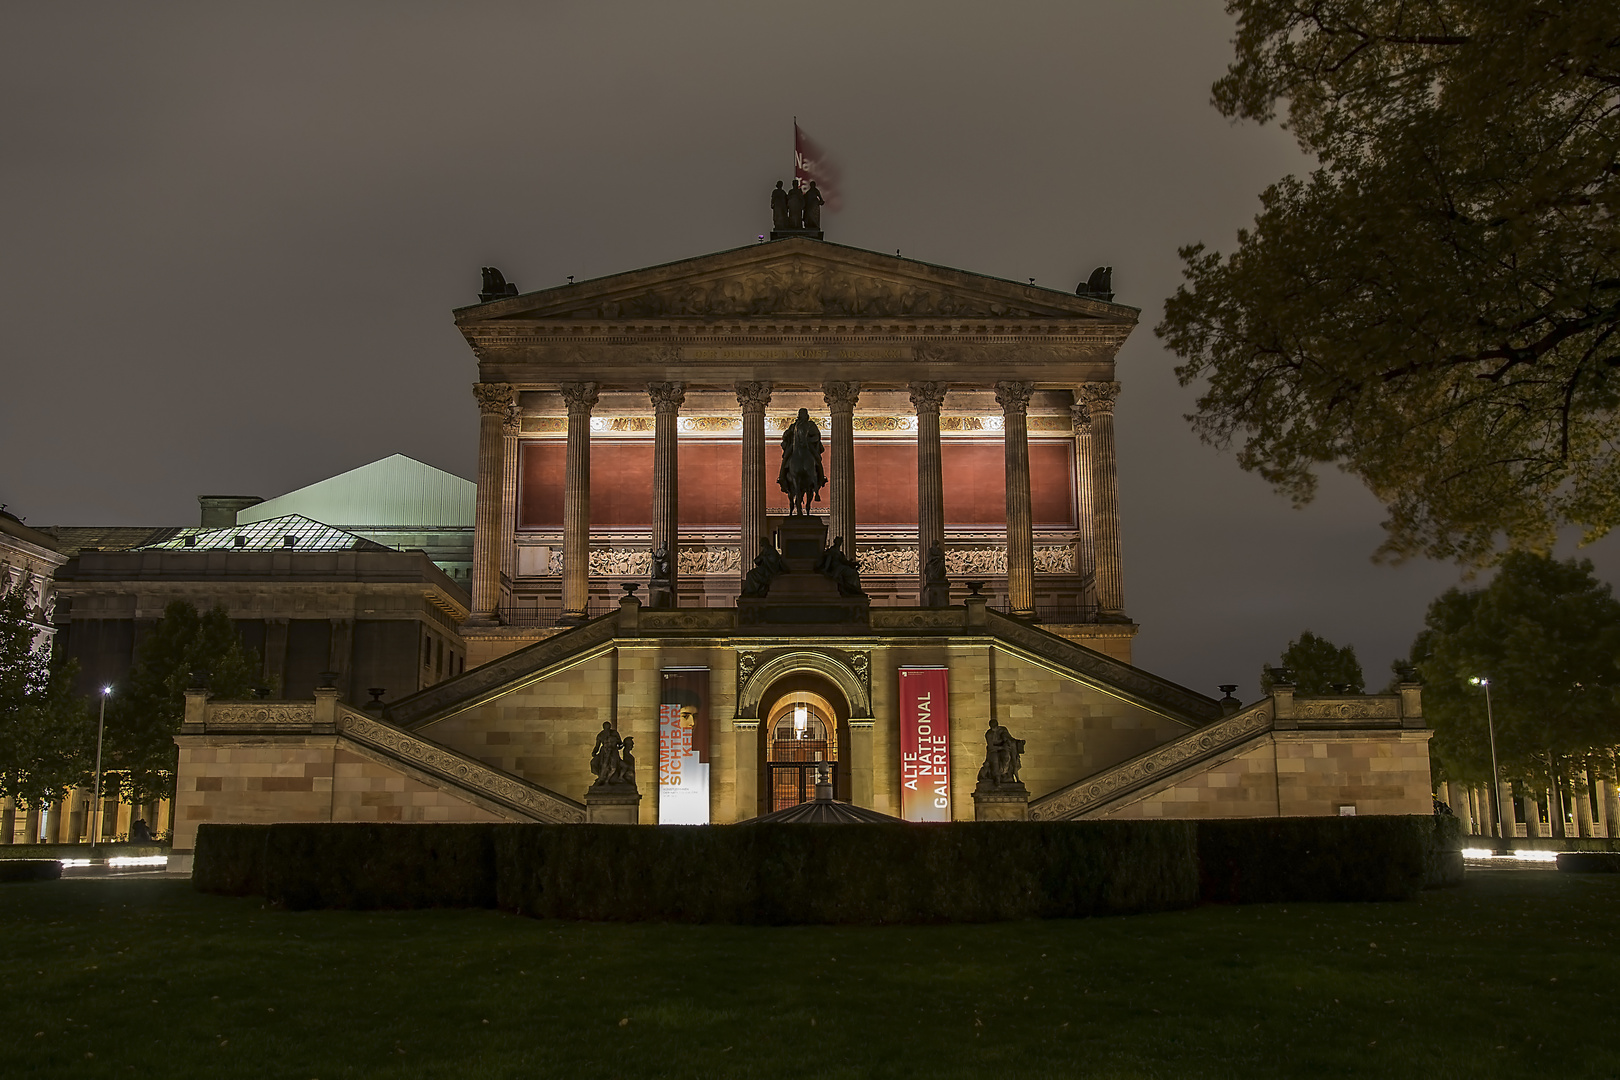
[794,123,841,212]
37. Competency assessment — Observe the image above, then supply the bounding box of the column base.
[585,787,641,823]
[973,784,1029,821]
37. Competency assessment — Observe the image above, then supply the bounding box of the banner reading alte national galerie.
[898,666,951,822]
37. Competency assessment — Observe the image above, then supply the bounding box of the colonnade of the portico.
[468,378,1127,625]
[1442,775,1620,840]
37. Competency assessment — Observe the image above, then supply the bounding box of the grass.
[1,870,1616,1079]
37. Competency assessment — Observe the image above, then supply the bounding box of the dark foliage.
[0,859,63,883]
[1198,815,1435,903]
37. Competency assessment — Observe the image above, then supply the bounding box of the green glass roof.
[140,515,393,553]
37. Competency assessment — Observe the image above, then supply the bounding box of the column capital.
[822,380,861,412]
[501,403,521,436]
[908,381,949,412]
[648,381,687,411]
[560,382,600,414]
[1078,381,1121,416]
[1070,401,1091,432]
[474,382,515,414]
[734,380,774,411]
[994,380,1035,415]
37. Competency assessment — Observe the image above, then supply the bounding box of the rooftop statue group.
[771,180,825,232]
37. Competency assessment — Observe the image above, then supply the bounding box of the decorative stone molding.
[474,382,515,413]
[647,381,687,410]
[389,615,620,728]
[869,609,966,630]
[548,266,1076,320]
[983,610,1221,723]
[735,381,773,409]
[679,416,741,432]
[501,403,521,436]
[1030,699,1275,820]
[1078,381,1120,416]
[734,647,874,720]
[908,381,950,411]
[205,703,317,729]
[340,711,585,823]
[1294,697,1401,722]
[531,546,745,578]
[853,545,1077,577]
[1070,401,1091,433]
[822,380,861,412]
[559,382,600,413]
[994,380,1035,415]
[637,609,736,632]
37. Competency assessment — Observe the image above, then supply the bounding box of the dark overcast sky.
[5,1,1615,698]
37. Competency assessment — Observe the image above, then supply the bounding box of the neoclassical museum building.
[168,233,1434,863]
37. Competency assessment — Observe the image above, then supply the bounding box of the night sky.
[5,2,1613,698]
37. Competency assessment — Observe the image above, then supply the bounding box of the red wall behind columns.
[518,439,1074,529]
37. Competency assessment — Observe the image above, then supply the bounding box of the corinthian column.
[1070,399,1097,611]
[735,381,773,588]
[648,381,686,606]
[995,380,1036,619]
[1080,381,1124,619]
[470,382,514,624]
[500,402,520,588]
[909,381,949,603]
[822,381,861,555]
[559,382,599,624]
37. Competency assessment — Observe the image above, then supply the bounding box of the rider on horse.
[778,408,826,515]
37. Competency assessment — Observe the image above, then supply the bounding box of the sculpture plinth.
[972,784,1030,821]
[736,516,869,631]
[585,787,641,824]
[770,228,824,241]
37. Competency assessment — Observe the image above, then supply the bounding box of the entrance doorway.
[762,687,844,812]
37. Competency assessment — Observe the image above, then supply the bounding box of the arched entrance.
[756,674,852,811]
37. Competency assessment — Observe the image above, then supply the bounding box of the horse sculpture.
[778,407,826,515]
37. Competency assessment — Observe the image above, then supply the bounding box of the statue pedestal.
[736,515,870,631]
[973,784,1029,822]
[585,786,641,824]
[770,228,824,241]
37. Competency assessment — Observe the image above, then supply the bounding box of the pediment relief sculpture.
[484,261,1121,322]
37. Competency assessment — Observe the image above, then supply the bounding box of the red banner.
[899,666,951,822]
[794,123,842,212]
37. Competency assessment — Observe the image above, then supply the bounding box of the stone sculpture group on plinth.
[973,718,1030,821]
[586,720,640,823]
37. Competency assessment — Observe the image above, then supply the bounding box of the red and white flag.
[794,123,842,212]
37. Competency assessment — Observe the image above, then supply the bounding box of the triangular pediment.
[456,239,1135,323]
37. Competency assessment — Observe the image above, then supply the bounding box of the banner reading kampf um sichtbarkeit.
[658,669,710,825]
[898,666,951,822]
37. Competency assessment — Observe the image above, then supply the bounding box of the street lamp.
[91,686,110,848]
[1469,676,1509,854]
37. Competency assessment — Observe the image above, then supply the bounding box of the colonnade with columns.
[1442,775,1620,840]
[467,378,1128,626]
[0,791,172,845]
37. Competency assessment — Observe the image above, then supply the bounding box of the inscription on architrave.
[685,347,910,362]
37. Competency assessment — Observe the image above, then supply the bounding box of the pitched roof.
[239,454,474,529]
[139,514,393,553]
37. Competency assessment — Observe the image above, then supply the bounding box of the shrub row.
[0,859,62,884]
[193,813,1458,922]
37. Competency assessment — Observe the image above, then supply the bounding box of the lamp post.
[91,686,110,847]
[1470,676,1508,854]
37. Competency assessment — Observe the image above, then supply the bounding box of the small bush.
[0,859,62,884]
[1197,816,1430,903]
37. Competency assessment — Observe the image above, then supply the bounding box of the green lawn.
[1,870,1615,1079]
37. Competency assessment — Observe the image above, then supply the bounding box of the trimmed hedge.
[495,821,1198,924]
[1557,852,1620,873]
[1198,815,1436,903]
[0,859,62,884]
[193,814,1455,921]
